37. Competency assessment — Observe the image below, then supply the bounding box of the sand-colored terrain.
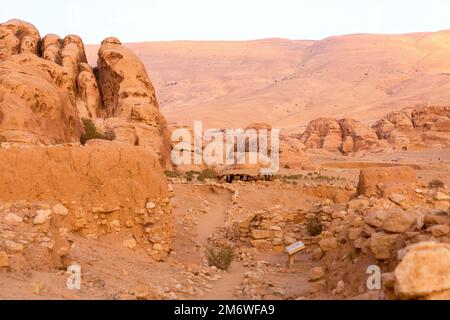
[88,31,450,131]
[0,19,449,300]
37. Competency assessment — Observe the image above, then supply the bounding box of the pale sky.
[2,0,450,44]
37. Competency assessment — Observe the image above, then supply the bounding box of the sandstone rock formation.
[300,117,386,154]
[357,166,417,198]
[0,19,172,170]
[300,118,343,152]
[0,54,83,146]
[96,38,172,168]
[0,19,40,59]
[41,34,62,63]
[373,105,450,151]
[300,105,450,154]
[0,19,175,265]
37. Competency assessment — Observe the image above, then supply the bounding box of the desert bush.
[429,179,445,189]
[185,170,201,182]
[164,170,182,178]
[80,118,115,145]
[284,174,303,180]
[198,168,219,182]
[307,219,323,237]
[206,245,235,271]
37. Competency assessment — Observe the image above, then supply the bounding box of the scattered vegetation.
[197,168,219,182]
[429,179,445,189]
[80,118,115,145]
[164,169,217,182]
[164,170,182,178]
[185,170,201,182]
[279,173,346,183]
[307,219,323,237]
[206,245,235,271]
[283,174,304,180]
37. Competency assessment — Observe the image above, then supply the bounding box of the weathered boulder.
[382,209,416,233]
[319,237,338,252]
[394,242,450,299]
[364,210,387,228]
[0,54,83,146]
[309,267,326,281]
[370,232,399,260]
[357,166,417,198]
[0,19,40,59]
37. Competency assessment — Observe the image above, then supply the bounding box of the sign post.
[285,241,306,267]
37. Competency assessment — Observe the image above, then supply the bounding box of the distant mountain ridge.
[86,30,450,132]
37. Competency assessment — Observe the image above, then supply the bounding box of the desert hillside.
[1,19,449,301]
[87,31,450,131]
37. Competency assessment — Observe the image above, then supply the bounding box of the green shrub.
[185,170,200,182]
[164,170,182,178]
[206,245,235,271]
[307,219,323,237]
[198,169,219,182]
[284,174,303,180]
[429,179,445,189]
[80,118,115,145]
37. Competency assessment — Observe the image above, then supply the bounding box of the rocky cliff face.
[0,19,175,264]
[0,19,171,168]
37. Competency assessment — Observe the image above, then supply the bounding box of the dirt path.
[195,200,228,247]
[172,183,317,300]
[192,187,244,299]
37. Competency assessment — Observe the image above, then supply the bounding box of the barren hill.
[88,31,450,131]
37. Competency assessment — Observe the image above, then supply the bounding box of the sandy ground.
[0,147,448,300]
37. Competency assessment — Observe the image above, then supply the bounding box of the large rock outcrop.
[300,118,343,152]
[373,105,450,151]
[0,19,40,59]
[0,19,175,264]
[300,105,450,154]
[96,37,172,169]
[300,118,385,154]
[0,19,172,170]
